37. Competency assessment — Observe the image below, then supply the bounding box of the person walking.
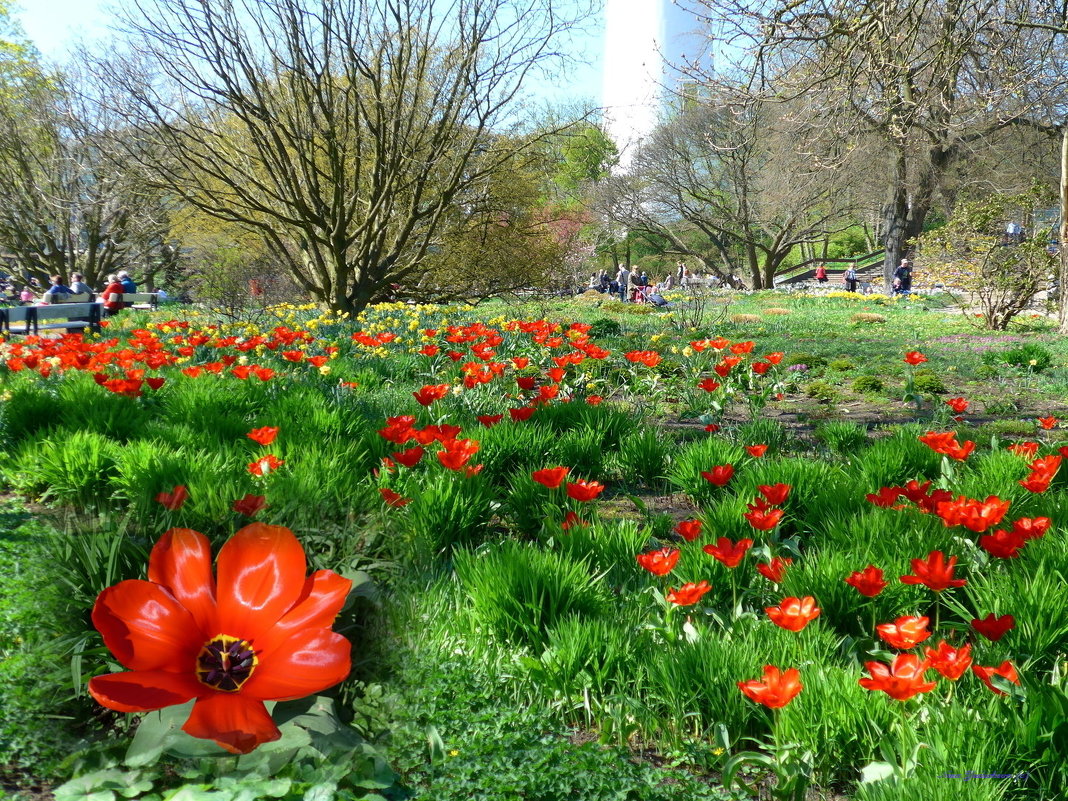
[616,265,631,302]
[844,263,858,292]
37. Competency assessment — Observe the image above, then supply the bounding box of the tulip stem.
[897,701,910,779]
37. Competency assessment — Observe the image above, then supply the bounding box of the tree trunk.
[1060,125,1068,334]
[881,154,910,292]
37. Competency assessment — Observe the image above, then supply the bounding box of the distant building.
[602,0,704,166]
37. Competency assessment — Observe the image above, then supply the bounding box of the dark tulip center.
[196,634,258,692]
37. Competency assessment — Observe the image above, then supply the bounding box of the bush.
[730,313,762,324]
[913,370,947,394]
[851,375,884,393]
[828,358,855,371]
[587,317,621,338]
[805,380,839,404]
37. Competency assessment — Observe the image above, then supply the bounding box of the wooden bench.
[50,292,96,303]
[0,303,102,336]
[120,293,160,311]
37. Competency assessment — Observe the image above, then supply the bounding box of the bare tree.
[0,61,170,288]
[592,99,853,288]
[683,0,1068,290]
[105,0,592,313]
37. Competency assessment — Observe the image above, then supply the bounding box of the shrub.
[827,358,855,371]
[454,541,610,650]
[805,380,839,404]
[730,313,762,324]
[912,370,947,394]
[587,317,622,337]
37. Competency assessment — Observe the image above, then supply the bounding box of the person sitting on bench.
[42,275,74,304]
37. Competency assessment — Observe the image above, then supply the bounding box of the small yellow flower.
[318,365,331,376]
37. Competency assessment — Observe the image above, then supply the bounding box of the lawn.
[1,290,1066,801]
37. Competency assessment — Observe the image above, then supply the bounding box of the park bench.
[120,293,160,311]
[0,303,102,337]
[50,292,96,304]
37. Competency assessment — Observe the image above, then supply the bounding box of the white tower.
[602,0,701,165]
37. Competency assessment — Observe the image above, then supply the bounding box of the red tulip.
[738,666,802,708]
[88,525,352,754]
[392,446,424,468]
[745,444,768,458]
[756,557,792,584]
[532,466,570,489]
[859,653,936,700]
[845,565,887,597]
[509,406,535,422]
[437,439,480,471]
[935,495,1010,533]
[703,537,753,568]
[701,464,734,486]
[945,397,969,413]
[155,485,188,511]
[924,641,972,681]
[413,384,450,406]
[971,613,1015,642]
[757,483,792,505]
[378,488,410,507]
[903,351,928,365]
[876,615,931,649]
[666,581,713,606]
[561,511,588,531]
[248,454,284,476]
[743,506,784,531]
[900,550,967,592]
[232,494,267,517]
[978,528,1027,559]
[674,519,703,542]
[866,486,903,507]
[477,414,504,427]
[972,661,1020,695]
[636,547,680,576]
[1038,416,1059,430]
[566,479,605,502]
[146,377,166,391]
[1012,516,1051,540]
[697,377,721,392]
[766,596,821,632]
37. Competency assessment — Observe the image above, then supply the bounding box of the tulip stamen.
[196,634,258,692]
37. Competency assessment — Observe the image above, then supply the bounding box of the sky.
[13,0,606,105]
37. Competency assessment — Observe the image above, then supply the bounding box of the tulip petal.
[216,523,306,640]
[244,629,351,701]
[88,670,202,712]
[148,528,217,634]
[257,571,352,656]
[182,693,281,754]
[92,580,204,671]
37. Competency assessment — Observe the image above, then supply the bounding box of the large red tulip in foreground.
[88,524,352,754]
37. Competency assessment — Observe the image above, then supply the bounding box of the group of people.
[585,261,736,307]
[1,270,143,316]
[813,258,914,294]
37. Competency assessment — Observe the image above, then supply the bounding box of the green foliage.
[614,427,670,488]
[804,380,839,404]
[983,343,1054,372]
[814,420,869,455]
[785,352,828,368]
[852,375,884,393]
[827,358,855,371]
[912,371,947,394]
[454,542,610,650]
[587,317,622,338]
[405,473,494,559]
